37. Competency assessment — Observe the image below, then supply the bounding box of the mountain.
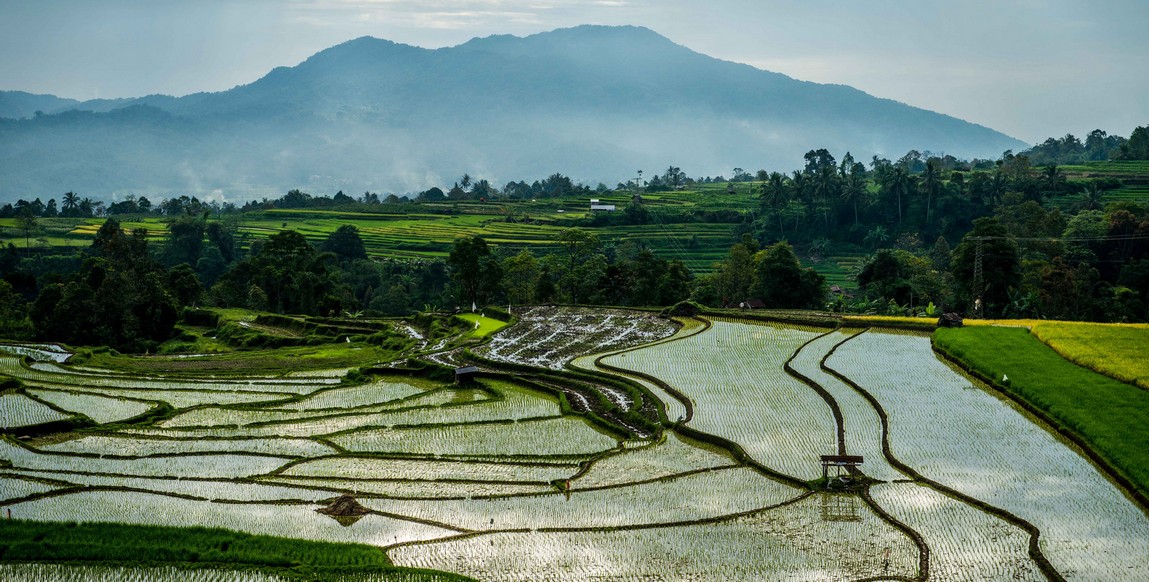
[0,25,1026,200]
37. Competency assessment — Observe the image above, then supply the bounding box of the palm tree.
[759,172,788,238]
[1080,181,1105,211]
[921,160,941,223]
[61,191,79,216]
[812,165,839,228]
[789,170,808,201]
[881,167,914,227]
[1040,164,1067,195]
[988,170,1008,207]
[788,171,809,230]
[840,171,866,227]
[864,225,891,250]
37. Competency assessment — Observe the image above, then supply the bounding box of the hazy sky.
[2,0,1146,144]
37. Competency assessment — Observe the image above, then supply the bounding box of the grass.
[0,520,475,581]
[454,314,507,338]
[933,326,1149,502]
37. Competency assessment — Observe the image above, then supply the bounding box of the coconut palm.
[921,160,941,223]
[61,191,79,216]
[880,167,915,227]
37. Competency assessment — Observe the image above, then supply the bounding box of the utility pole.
[970,236,988,318]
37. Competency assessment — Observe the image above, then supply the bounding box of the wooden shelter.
[937,313,964,328]
[820,454,864,481]
[454,366,479,384]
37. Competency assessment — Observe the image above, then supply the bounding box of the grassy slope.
[933,326,1149,503]
[455,313,507,338]
[0,520,475,581]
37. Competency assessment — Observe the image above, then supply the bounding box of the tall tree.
[61,192,79,216]
[556,228,600,303]
[881,166,915,227]
[502,250,541,305]
[751,242,826,309]
[921,159,941,223]
[714,242,755,306]
[447,235,502,308]
[322,224,368,261]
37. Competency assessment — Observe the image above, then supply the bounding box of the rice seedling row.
[8,489,457,547]
[278,456,580,484]
[26,389,155,425]
[0,564,472,582]
[10,469,335,503]
[151,381,561,438]
[1,440,292,480]
[258,476,557,500]
[785,330,901,482]
[0,357,335,395]
[187,381,555,429]
[477,307,677,370]
[40,434,338,457]
[19,380,293,409]
[0,393,74,429]
[332,416,620,458]
[869,482,1044,581]
[30,361,347,385]
[568,317,709,424]
[602,320,835,481]
[826,330,1149,580]
[0,564,298,582]
[389,492,918,581]
[0,342,72,362]
[370,466,801,533]
[0,473,62,502]
[272,379,435,412]
[571,431,735,489]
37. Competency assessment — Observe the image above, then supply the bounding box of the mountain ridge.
[0,25,1026,199]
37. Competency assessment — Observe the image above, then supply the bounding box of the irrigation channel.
[1,308,1147,581]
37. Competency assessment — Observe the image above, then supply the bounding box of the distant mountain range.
[0,25,1026,201]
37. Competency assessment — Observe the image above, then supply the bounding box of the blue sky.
[2,0,1147,144]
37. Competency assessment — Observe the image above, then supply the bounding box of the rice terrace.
[4,2,1149,581]
[2,306,1147,581]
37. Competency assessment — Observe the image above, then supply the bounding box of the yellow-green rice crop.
[1027,321,1149,389]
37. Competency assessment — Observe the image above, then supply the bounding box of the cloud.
[287,0,629,31]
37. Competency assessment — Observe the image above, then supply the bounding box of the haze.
[1,0,1147,145]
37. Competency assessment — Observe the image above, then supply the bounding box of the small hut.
[820,454,863,483]
[937,313,964,328]
[454,366,479,384]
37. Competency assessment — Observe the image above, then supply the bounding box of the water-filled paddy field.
[1,309,1146,581]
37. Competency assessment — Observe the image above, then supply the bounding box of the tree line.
[3,123,1149,351]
